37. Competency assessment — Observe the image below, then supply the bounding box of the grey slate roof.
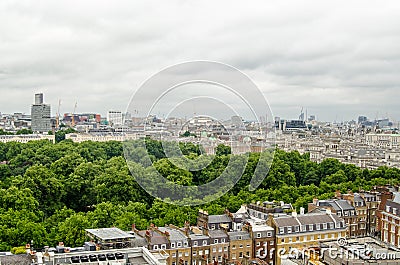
[274,213,343,228]
[273,216,299,227]
[137,230,169,246]
[353,194,365,202]
[188,233,209,240]
[297,213,342,224]
[208,214,232,224]
[335,199,355,211]
[228,231,251,241]
[385,193,400,217]
[318,199,355,212]
[158,227,188,241]
[208,229,228,239]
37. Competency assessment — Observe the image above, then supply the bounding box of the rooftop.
[158,227,188,242]
[0,255,31,265]
[274,212,343,228]
[208,229,228,238]
[137,230,169,246]
[252,224,274,232]
[318,199,355,212]
[208,214,232,224]
[228,231,251,241]
[86,228,135,241]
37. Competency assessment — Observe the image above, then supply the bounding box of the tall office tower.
[31,93,51,133]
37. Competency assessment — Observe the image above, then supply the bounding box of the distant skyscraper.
[31,93,51,133]
[358,116,368,124]
[107,110,123,126]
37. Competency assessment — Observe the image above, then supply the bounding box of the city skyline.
[0,92,399,123]
[1,1,400,122]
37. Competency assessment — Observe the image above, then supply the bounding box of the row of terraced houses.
[79,186,400,265]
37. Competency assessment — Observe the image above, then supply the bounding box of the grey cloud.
[0,0,399,121]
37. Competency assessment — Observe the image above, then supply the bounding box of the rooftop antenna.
[71,101,77,127]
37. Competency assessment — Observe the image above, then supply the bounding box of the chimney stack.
[145,230,151,242]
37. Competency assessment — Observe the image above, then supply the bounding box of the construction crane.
[71,102,77,127]
[55,99,61,129]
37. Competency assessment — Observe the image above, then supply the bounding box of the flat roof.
[86,228,135,241]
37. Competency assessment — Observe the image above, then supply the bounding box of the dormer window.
[287,227,292,233]
[171,243,175,248]
[203,240,207,246]
[177,242,182,248]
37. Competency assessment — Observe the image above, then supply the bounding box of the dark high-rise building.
[358,116,368,124]
[31,93,51,133]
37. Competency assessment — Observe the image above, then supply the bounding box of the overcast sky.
[0,0,399,122]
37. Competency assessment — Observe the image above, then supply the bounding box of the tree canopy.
[0,139,399,250]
